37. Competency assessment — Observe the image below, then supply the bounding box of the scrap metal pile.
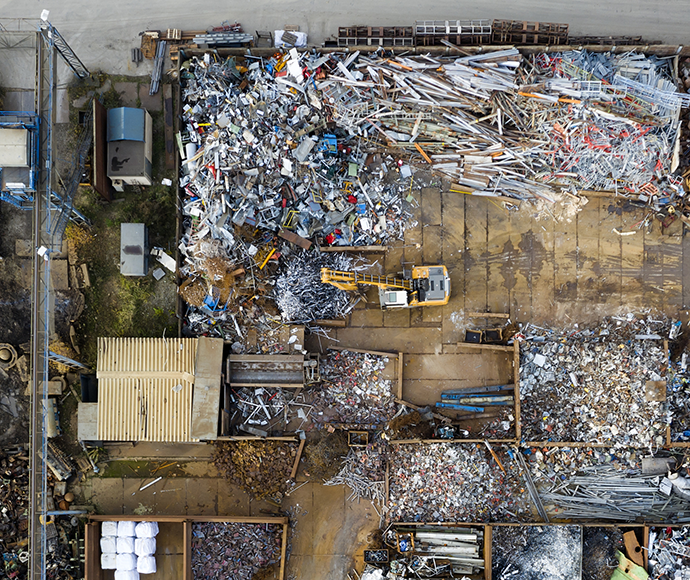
[191,522,282,580]
[0,449,28,580]
[648,526,690,579]
[324,444,387,508]
[519,315,669,446]
[314,349,397,426]
[212,440,298,500]
[320,49,688,206]
[539,464,690,522]
[178,50,418,337]
[387,443,529,522]
[492,525,582,580]
[274,250,364,322]
[382,524,486,578]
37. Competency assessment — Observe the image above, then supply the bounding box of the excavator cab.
[379,288,410,308]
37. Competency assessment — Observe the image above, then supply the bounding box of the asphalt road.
[0,0,687,76]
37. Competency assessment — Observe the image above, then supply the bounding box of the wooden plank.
[278,228,312,250]
[190,337,224,440]
[441,189,465,344]
[320,245,388,252]
[513,341,521,441]
[464,196,488,313]
[279,522,288,580]
[290,438,306,479]
[529,215,555,324]
[398,352,404,399]
[576,197,601,303]
[84,522,102,580]
[184,521,192,580]
[467,312,510,319]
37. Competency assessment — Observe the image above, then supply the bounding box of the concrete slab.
[335,327,442,354]
[421,187,442,226]
[51,260,70,291]
[284,483,314,556]
[90,478,123,514]
[185,478,218,515]
[216,479,251,516]
[56,88,70,124]
[349,307,383,328]
[313,484,345,555]
[383,308,410,327]
[112,82,139,108]
[138,84,163,112]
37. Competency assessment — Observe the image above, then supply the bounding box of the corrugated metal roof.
[97,337,198,442]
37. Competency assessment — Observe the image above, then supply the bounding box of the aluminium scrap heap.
[519,315,671,446]
[324,48,687,206]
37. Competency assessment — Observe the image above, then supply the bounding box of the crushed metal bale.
[314,349,397,425]
[387,443,529,522]
[191,522,282,580]
[212,440,298,500]
[519,315,669,446]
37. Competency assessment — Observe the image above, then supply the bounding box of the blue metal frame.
[0,110,40,209]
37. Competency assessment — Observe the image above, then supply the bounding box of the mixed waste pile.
[191,522,282,580]
[314,349,397,425]
[324,444,387,509]
[519,315,670,446]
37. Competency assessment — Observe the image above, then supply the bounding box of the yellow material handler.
[320,265,451,309]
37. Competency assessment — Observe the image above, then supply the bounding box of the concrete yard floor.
[319,186,689,355]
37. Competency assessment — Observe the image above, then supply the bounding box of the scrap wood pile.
[212,440,298,500]
[191,522,282,580]
[313,349,397,426]
[519,315,670,446]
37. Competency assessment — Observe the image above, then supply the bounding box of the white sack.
[101,521,118,537]
[134,521,159,538]
[134,538,156,557]
[137,555,157,575]
[100,553,117,570]
[117,536,135,554]
[117,521,136,537]
[114,571,140,580]
[116,553,137,571]
[100,536,117,554]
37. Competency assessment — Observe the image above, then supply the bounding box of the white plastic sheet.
[117,536,135,554]
[117,521,136,537]
[116,553,137,571]
[101,521,118,537]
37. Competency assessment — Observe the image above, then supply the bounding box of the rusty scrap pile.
[212,440,297,500]
[388,443,529,522]
[519,315,669,446]
[314,349,397,425]
[191,522,281,580]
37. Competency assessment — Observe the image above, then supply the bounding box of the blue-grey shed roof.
[107,107,145,142]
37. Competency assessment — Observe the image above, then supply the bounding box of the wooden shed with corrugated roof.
[78,336,224,443]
